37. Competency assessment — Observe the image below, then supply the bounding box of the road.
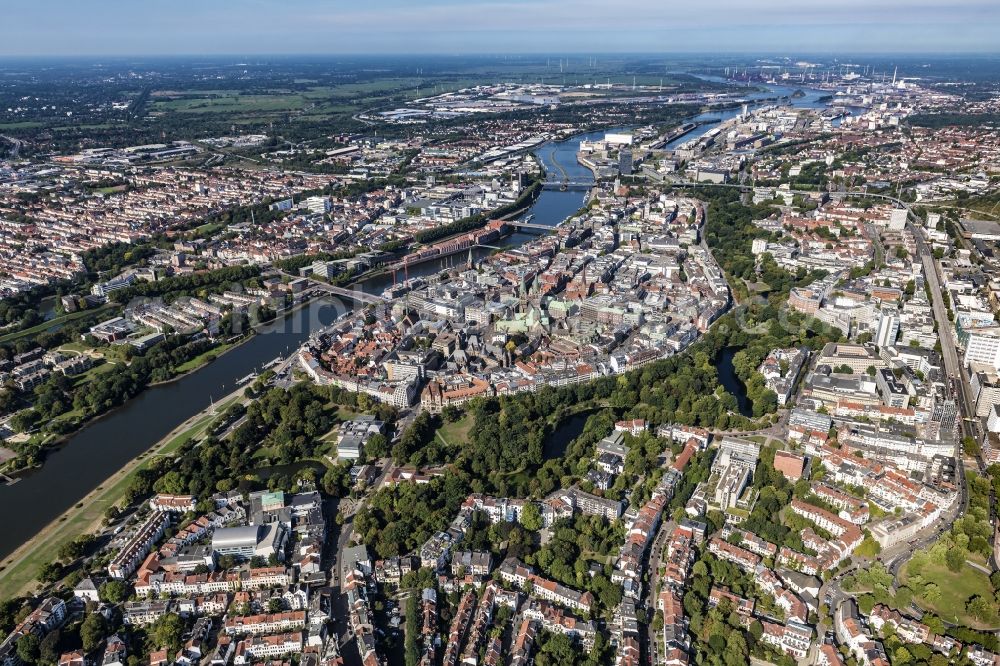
[642,516,676,666]
[0,135,23,159]
[326,458,399,663]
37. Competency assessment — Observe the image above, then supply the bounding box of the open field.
[152,93,313,114]
[435,414,475,449]
[901,558,999,629]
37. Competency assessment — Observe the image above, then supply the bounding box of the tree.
[893,646,913,665]
[17,634,40,665]
[967,595,994,622]
[37,561,63,584]
[39,630,61,666]
[147,613,184,654]
[520,503,543,532]
[99,580,129,604]
[81,612,108,652]
[945,546,966,573]
[365,433,389,459]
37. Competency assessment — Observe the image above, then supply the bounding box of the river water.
[0,131,600,562]
[665,76,832,150]
[0,303,349,561]
[0,81,842,562]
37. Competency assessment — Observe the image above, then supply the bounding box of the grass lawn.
[0,305,111,344]
[172,339,241,375]
[0,121,43,130]
[70,360,117,388]
[435,414,475,449]
[57,341,96,354]
[901,559,999,628]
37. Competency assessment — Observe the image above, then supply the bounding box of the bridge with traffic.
[542,180,593,191]
[308,282,386,306]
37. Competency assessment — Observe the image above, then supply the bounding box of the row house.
[0,598,67,666]
[811,483,870,524]
[521,600,597,650]
[442,590,476,666]
[460,583,498,665]
[759,620,812,660]
[418,589,438,666]
[867,605,961,655]
[707,538,761,572]
[777,546,822,576]
[124,601,174,626]
[968,646,1000,666]
[614,493,667,598]
[224,611,307,636]
[509,619,537,666]
[461,494,529,524]
[149,494,197,513]
[755,567,808,623]
[658,587,690,657]
[499,558,594,614]
[868,470,923,513]
[661,525,696,589]
[232,633,303,664]
[374,556,418,586]
[719,527,778,558]
[789,500,864,553]
[108,512,170,579]
[451,550,492,578]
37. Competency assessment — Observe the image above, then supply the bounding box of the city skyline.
[3,0,999,56]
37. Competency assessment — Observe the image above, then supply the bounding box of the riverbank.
[0,131,598,574]
[1,333,257,478]
[0,384,247,600]
[349,179,546,287]
[0,304,114,345]
[148,333,254,387]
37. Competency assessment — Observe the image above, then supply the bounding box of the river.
[0,302,350,560]
[355,128,608,294]
[0,84,844,562]
[664,75,839,150]
[0,130,603,562]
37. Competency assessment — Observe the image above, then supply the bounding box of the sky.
[2,0,998,56]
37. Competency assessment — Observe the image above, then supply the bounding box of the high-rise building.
[874,308,899,348]
[619,149,633,176]
[965,328,1000,369]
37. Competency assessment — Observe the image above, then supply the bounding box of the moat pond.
[543,409,596,461]
[715,346,753,417]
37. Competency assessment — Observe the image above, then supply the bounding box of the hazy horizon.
[4,0,999,57]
